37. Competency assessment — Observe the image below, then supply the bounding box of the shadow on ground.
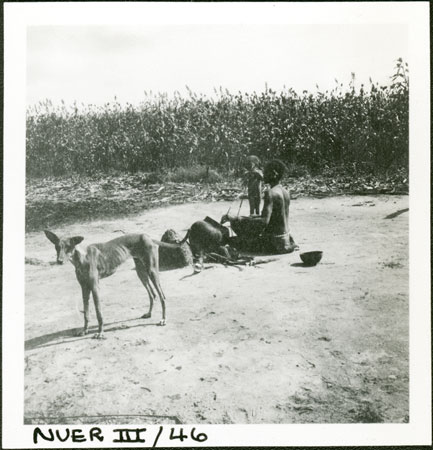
[25,319,159,351]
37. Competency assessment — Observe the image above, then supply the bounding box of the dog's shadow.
[25,318,159,351]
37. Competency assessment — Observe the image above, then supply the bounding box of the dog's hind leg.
[134,258,156,320]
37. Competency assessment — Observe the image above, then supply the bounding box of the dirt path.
[24,195,409,424]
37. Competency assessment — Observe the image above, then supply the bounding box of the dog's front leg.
[77,285,90,336]
[91,283,105,339]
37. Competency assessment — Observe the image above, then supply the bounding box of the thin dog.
[45,230,180,339]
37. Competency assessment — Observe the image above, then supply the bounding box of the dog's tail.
[152,230,190,249]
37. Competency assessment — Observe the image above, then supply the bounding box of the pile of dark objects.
[158,216,271,271]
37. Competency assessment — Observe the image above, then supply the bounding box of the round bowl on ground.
[300,251,323,266]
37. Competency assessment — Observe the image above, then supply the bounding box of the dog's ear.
[70,236,84,247]
[44,230,59,245]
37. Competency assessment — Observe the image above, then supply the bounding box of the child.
[223,159,297,254]
[243,155,263,215]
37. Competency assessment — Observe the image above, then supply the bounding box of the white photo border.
[3,1,431,448]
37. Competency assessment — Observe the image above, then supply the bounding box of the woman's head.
[264,159,287,184]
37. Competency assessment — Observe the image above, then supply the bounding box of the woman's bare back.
[263,185,290,236]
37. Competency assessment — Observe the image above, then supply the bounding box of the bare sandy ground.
[24,195,408,424]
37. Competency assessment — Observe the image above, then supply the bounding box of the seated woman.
[221,159,297,254]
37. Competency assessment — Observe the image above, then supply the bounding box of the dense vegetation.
[26,59,408,178]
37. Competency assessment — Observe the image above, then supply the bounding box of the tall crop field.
[26,60,408,178]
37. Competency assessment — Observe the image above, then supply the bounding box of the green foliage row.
[26,59,408,178]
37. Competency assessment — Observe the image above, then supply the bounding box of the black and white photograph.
[3,2,431,447]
